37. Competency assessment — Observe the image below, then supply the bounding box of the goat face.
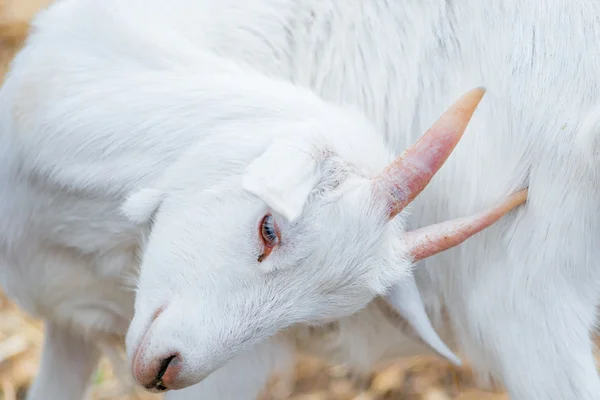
[122,88,524,392]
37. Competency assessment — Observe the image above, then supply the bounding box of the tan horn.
[405,188,528,261]
[373,87,486,219]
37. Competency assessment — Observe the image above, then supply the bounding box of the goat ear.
[385,275,462,366]
[120,187,166,224]
[242,137,322,222]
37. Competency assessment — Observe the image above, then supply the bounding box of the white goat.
[0,0,595,399]
[0,5,521,399]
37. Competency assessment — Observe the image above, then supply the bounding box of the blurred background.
[0,0,514,399]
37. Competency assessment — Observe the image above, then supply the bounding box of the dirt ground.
[0,1,521,399]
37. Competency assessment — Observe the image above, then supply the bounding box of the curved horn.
[405,188,528,261]
[373,87,486,219]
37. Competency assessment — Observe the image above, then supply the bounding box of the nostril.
[157,355,175,378]
[145,354,181,391]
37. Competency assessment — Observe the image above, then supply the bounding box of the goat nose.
[133,352,182,392]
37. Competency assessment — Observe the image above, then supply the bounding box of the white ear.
[385,275,462,366]
[120,188,165,224]
[242,138,322,222]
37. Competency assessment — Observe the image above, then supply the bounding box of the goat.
[0,6,522,399]
[2,0,594,399]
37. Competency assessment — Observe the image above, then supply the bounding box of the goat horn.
[373,87,486,219]
[405,188,528,261]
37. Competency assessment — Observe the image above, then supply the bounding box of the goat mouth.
[130,307,170,391]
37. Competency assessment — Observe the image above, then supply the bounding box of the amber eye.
[258,214,279,262]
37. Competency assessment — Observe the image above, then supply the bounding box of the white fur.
[1,0,600,400]
[242,135,323,222]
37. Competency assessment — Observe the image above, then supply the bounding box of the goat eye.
[258,214,279,262]
[260,214,279,247]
